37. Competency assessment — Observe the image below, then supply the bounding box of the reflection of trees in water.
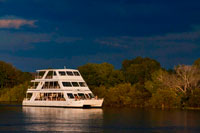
[23,107,103,132]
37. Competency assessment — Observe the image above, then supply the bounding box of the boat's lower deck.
[22,99,103,108]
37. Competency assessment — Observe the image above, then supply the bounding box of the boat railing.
[23,98,31,101]
[42,86,60,89]
[35,75,43,79]
[28,86,37,89]
[34,98,66,101]
[74,96,103,101]
[35,75,53,79]
[45,76,53,79]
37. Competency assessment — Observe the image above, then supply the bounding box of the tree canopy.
[0,61,32,89]
[122,57,161,84]
[77,57,200,108]
[193,58,200,68]
[78,62,125,88]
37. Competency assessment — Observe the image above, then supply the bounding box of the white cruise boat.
[22,68,104,108]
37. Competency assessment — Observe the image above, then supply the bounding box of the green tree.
[0,61,32,89]
[147,65,200,95]
[92,86,107,98]
[78,63,125,89]
[193,58,200,69]
[122,57,161,84]
[145,69,169,94]
[105,83,133,107]
[149,89,181,108]
[129,83,152,107]
[187,88,200,107]
[104,83,151,107]
[0,82,29,102]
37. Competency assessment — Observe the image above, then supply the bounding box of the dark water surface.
[0,104,200,132]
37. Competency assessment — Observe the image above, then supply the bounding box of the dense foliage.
[79,57,200,108]
[78,63,125,88]
[0,61,32,89]
[122,57,161,84]
[0,61,32,102]
[0,82,29,102]
[1,57,200,109]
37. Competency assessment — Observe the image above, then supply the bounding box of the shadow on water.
[103,107,200,133]
[1,104,200,132]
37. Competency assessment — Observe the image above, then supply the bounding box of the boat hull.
[22,99,103,108]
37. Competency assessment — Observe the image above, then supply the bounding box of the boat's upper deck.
[34,68,84,81]
[36,68,78,72]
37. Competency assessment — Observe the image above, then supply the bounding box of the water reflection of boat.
[23,107,103,132]
[22,68,104,108]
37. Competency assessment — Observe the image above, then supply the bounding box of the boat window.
[42,81,60,89]
[53,82,60,89]
[45,71,53,79]
[43,82,49,89]
[50,82,54,87]
[73,71,80,76]
[72,82,79,87]
[88,93,95,98]
[67,93,74,99]
[66,71,73,76]
[59,71,66,76]
[26,93,32,100]
[74,94,79,100]
[29,82,39,89]
[35,93,65,101]
[78,93,85,99]
[58,93,64,98]
[39,71,45,76]
[79,82,87,87]
[62,82,72,87]
[85,94,90,99]
[34,82,39,89]
[53,71,57,76]
[36,71,45,79]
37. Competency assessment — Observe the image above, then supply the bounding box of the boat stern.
[82,98,104,108]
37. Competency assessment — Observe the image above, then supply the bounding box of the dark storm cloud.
[96,26,200,68]
[0,0,200,71]
[96,26,200,51]
[0,31,82,50]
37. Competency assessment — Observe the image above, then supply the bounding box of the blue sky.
[0,0,200,71]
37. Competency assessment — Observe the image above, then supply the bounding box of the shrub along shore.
[0,57,200,109]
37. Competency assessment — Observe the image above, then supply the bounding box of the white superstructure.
[22,68,103,108]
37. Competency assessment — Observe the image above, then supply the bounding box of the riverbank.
[1,101,200,110]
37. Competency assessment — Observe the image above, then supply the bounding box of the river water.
[0,104,200,132]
